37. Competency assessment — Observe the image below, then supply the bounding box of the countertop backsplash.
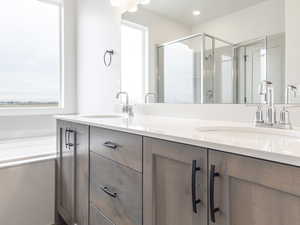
[134,104,300,127]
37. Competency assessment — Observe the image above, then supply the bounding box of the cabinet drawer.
[90,152,142,225]
[90,204,115,225]
[90,127,142,172]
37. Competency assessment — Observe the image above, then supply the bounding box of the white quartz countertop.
[55,115,300,167]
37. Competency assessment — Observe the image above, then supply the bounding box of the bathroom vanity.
[55,115,300,225]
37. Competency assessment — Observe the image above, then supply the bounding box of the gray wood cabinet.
[90,152,142,225]
[90,204,114,225]
[56,120,89,225]
[90,127,142,172]
[89,127,142,225]
[143,137,208,225]
[208,150,300,225]
[56,120,300,225]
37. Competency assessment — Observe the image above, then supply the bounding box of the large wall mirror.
[120,0,299,104]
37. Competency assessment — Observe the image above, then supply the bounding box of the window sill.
[0,106,65,116]
[0,135,56,169]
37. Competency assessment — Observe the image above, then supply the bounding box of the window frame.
[121,20,149,104]
[0,0,64,113]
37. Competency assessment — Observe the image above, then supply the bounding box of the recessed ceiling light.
[193,10,201,16]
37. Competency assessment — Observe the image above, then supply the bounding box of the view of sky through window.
[0,0,61,106]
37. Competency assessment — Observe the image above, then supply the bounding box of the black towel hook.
[104,49,114,67]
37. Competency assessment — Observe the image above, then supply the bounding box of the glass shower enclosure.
[157,33,235,104]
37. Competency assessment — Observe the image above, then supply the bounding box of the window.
[121,21,148,104]
[0,0,62,107]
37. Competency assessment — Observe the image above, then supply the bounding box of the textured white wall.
[0,160,55,225]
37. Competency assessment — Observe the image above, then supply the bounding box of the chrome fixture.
[255,82,296,129]
[286,84,297,104]
[144,92,156,104]
[254,104,264,126]
[255,80,276,127]
[116,91,134,117]
[278,85,297,129]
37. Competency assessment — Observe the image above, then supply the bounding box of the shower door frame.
[156,32,234,104]
[233,36,268,104]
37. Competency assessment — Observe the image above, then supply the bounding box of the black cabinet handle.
[210,165,220,223]
[192,160,201,213]
[103,141,118,150]
[101,186,118,198]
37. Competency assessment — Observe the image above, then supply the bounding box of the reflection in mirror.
[120,0,295,104]
[157,34,234,104]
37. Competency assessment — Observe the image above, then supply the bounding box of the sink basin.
[80,114,123,119]
[196,126,300,139]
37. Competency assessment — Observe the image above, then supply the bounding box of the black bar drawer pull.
[210,165,220,223]
[101,186,118,198]
[192,160,201,213]
[103,141,118,150]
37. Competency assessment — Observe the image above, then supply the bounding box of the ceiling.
[141,0,269,26]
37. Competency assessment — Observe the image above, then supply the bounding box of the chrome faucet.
[255,81,296,129]
[278,85,297,129]
[255,80,276,127]
[116,91,134,117]
[265,82,276,126]
[144,92,156,104]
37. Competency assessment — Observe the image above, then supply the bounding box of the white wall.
[123,9,192,94]
[0,160,55,225]
[285,0,300,99]
[76,0,122,114]
[192,0,285,44]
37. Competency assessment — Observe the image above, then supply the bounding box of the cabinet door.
[143,137,207,225]
[208,150,300,225]
[56,120,76,225]
[90,204,114,225]
[56,121,89,225]
[90,152,142,225]
[73,123,89,225]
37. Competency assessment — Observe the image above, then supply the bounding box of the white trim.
[0,155,56,170]
[59,3,64,109]
[0,107,65,116]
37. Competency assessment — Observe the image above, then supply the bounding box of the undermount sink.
[196,126,300,139]
[80,114,123,119]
